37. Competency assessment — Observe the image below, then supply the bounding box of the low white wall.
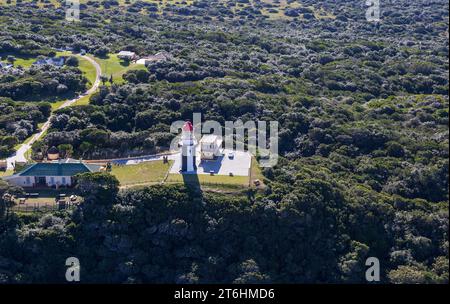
[5,176,34,187]
[46,176,72,187]
[4,175,72,187]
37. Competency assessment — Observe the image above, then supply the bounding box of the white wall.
[5,176,34,187]
[4,175,72,187]
[46,176,72,187]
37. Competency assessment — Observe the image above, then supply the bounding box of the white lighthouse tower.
[180,121,197,172]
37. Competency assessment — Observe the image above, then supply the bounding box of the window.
[62,177,66,185]
[25,177,30,184]
[50,177,55,184]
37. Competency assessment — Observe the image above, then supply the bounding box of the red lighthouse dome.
[182,121,194,132]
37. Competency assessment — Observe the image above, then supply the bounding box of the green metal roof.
[19,162,101,177]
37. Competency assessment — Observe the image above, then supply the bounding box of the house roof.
[200,134,222,144]
[118,51,136,57]
[18,160,101,177]
[47,146,59,154]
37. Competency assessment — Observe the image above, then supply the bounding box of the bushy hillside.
[0,175,447,283]
[0,0,448,283]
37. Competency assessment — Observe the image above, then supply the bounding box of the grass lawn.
[249,157,266,188]
[77,56,97,85]
[0,170,13,178]
[111,160,173,187]
[12,56,36,68]
[0,55,35,68]
[50,100,66,111]
[166,173,249,187]
[8,50,99,157]
[56,51,97,86]
[73,93,92,106]
[12,188,81,207]
[91,54,147,85]
[5,50,97,109]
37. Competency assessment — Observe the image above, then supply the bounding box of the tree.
[100,75,108,85]
[57,144,74,158]
[0,180,23,223]
[65,56,79,67]
[76,172,119,205]
[6,55,15,64]
[388,265,435,284]
[233,259,271,283]
[79,141,93,157]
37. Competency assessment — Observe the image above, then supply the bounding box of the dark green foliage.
[0,181,447,283]
[0,99,51,158]
[0,0,447,284]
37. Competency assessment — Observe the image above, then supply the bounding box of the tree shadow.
[119,60,131,67]
[97,54,110,60]
[12,91,79,103]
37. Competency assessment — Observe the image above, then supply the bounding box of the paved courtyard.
[169,148,251,176]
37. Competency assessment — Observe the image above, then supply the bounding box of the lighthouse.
[180,121,197,172]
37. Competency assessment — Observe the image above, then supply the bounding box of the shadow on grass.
[181,172,202,196]
[119,60,131,67]
[13,91,79,103]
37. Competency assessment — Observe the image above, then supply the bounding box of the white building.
[180,121,197,172]
[33,56,66,67]
[118,51,137,61]
[3,159,102,188]
[200,135,223,160]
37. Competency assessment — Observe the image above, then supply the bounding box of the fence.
[10,202,77,213]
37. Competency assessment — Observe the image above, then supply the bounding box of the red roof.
[182,121,193,132]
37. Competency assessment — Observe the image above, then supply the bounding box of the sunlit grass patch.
[111,160,173,186]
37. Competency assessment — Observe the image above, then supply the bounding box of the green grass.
[55,51,97,86]
[12,56,36,68]
[0,54,35,68]
[50,100,66,111]
[91,54,146,85]
[77,56,97,85]
[10,50,99,157]
[166,173,249,186]
[111,160,173,186]
[73,93,92,106]
[0,169,13,178]
[3,50,98,109]
[12,188,80,206]
[250,157,265,187]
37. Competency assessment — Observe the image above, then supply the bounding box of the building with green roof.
[3,159,102,188]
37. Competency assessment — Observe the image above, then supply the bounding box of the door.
[35,176,46,186]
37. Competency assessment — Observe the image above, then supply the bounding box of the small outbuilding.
[47,146,60,161]
[200,135,223,160]
[118,51,137,61]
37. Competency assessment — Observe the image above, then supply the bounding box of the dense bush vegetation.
[0,99,51,158]
[0,0,448,283]
[0,64,87,101]
[0,174,447,283]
